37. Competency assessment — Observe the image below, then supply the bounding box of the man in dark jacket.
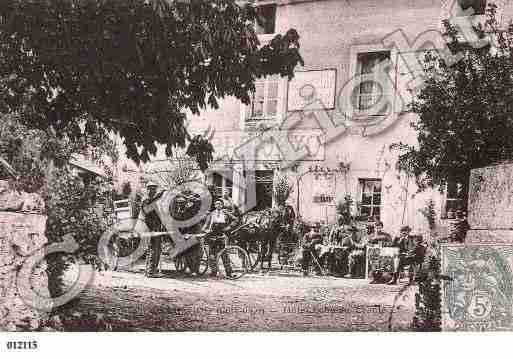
[388,226,426,285]
[140,180,166,278]
[368,221,392,247]
[328,214,357,276]
[301,222,323,276]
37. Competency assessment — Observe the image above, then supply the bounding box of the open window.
[442,180,467,218]
[212,171,233,198]
[358,179,382,221]
[353,51,392,117]
[254,2,277,35]
[244,75,284,128]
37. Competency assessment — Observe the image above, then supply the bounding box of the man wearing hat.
[140,180,165,278]
[388,225,426,285]
[328,214,358,276]
[301,222,323,276]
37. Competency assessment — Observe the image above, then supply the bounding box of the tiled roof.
[69,155,107,178]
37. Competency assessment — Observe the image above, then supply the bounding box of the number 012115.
[6,341,38,350]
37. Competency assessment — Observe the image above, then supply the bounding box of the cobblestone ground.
[63,258,417,331]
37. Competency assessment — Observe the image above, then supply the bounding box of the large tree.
[0,0,303,168]
[394,5,513,200]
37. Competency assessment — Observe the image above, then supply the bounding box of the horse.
[231,208,298,271]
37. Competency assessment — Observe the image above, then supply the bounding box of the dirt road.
[62,262,416,331]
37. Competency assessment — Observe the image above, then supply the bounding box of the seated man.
[368,221,392,247]
[346,231,368,279]
[328,214,358,276]
[367,221,394,283]
[301,222,323,276]
[388,226,426,285]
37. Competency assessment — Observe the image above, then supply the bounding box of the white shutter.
[394,51,427,113]
[265,76,279,118]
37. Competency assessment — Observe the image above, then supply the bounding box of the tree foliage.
[0,113,116,193]
[0,0,304,168]
[44,168,114,277]
[0,112,117,297]
[393,4,513,193]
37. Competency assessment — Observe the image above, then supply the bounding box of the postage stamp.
[441,244,513,331]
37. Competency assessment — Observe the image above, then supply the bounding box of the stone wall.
[466,163,513,244]
[0,198,48,331]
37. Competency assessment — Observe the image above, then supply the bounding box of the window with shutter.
[395,51,430,113]
[245,75,282,124]
[442,180,466,218]
[254,2,277,35]
[353,52,392,117]
[358,179,382,220]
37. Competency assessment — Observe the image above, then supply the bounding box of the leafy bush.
[44,168,114,296]
[273,174,294,205]
[412,256,443,331]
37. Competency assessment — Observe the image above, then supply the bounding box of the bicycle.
[173,234,209,276]
[203,228,251,280]
[303,244,328,276]
[276,224,299,269]
[228,221,264,272]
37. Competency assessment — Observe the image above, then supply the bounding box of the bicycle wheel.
[216,245,250,280]
[246,240,263,271]
[198,244,209,275]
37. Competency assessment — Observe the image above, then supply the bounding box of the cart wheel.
[198,245,209,275]
[217,245,250,280]
[175,256,187,273]
[246,240,263,271]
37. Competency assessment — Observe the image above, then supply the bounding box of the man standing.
[279,201,296,228]
[140,180,165,278]
[203,199,238,278]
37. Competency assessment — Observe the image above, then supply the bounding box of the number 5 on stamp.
[441,244,513,331]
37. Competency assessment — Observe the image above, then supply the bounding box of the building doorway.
[254,170,273,211]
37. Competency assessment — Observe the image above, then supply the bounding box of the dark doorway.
[250,170,274,211]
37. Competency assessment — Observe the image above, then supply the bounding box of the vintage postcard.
[2,0,513,349]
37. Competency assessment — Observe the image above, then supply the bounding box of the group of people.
[138,179,242,278]
[137,180,426,284]
[299,215,426,285]
[138,179,296,279]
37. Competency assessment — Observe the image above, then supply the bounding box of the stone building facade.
[182,0,513,236]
